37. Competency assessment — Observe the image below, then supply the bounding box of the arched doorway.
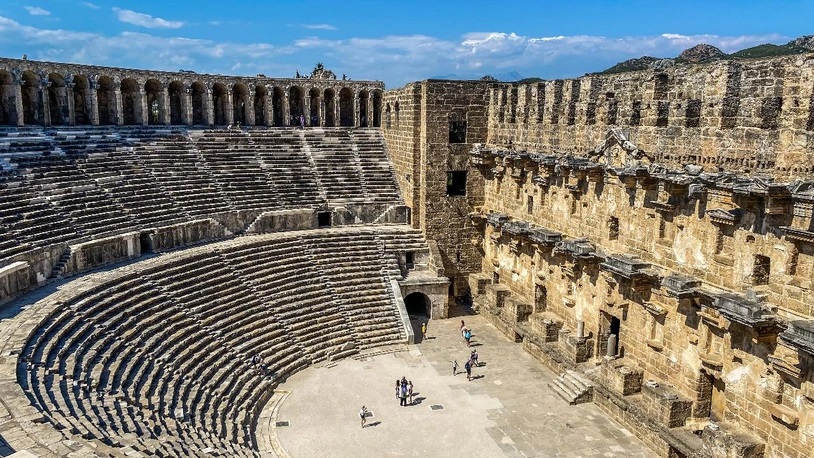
[359,90,369,127]
[372,90,382,127]
[309,88,320,126]
[144,79,162,125]
[96,76,115,125]
[190,82,206,125]
[254,85,267,126]
[232,83,249,125]
[272,86,284,126]
[339,87,353,127]
[289,86,304,125]
[47,73,66,126]
[120,78,139,125]
[324,89,336,127]
[72,74,90,125]
[0,71,14,125]
[168,81,184,125]
[21,71,39,125]
[212,83,228,125]
[404,292,431,343]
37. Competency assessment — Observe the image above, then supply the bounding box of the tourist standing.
[465,360,472,381]
[360,406,368,428]
[299,114,305,129]
[421,322,427,340]
[452,359,458,376]
[464,328,472,347]
[471,349,479,367]
[460,320,466,337]
[395,380,400,402]
[407,381,414,405]
[400,383,408,406]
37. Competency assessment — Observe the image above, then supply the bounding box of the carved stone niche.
[706,208,742,226]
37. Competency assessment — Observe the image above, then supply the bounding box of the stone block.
[701,423,766,458]
[530,312,562,342]
[641,381,692,428]
[558,329,594,364]
[601,360,644,396]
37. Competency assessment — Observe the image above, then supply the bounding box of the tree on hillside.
[480,75,498,82]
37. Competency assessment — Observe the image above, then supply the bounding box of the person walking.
[452,359,459,376]
[470,349,479,367]
[360,406,368,428]
[395,380,400,402]
[460,320,466,338]
[464,328,472,347]
[299,114,305,129]
[465,360,472,381]
[421,322,427,340]
[407,381,414,405]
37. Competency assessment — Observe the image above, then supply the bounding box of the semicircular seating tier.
[0,126,402,263]
[5,225,427,457]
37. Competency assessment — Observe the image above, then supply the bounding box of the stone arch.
[47,73,67,126]
[372,90,382,128]
[339,87,354,127]
[359,90,369,127]
[309,87,320,126]
[21,70,40,125]
[72,74,90,125]
[120,78,139,125]
[0,70,14,125]
[289,86,304,124]
[144,79,162,125]
[168,81,184,125]
[232,82,249,125]
[212,82,228,125]
[254,85,267,126]
[324,88,336,127]
[96,75,116,125]
[272,86,285,126]
[404,292,431,317]
[190,81,206,125]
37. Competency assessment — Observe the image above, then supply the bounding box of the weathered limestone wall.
[489,56,814,181]
[141,218,229,253]
[66,232,140,274]
[382,84,422,226]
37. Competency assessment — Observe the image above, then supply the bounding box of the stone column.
[205,85,214,126]
[354,95,360,127]
[265,87,274,126]
[183,85,193,125]
[137,88,148,126]
[10,69,24,126]
[283,90,290,126]
[367,93,374,127]
[246,87,255,126]
[319,96,326,127]
[88,76,100,126]
[160,83,171,125]
[225,84,235,125]
[38,73,51,126]
[65,75,76,126]
[114,88,123,125]
[334,91,341,127]
[304,95,311,126]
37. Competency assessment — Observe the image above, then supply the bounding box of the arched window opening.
[272,87,284,126]
[47,73,66,126]
[72,75,90,125]
[254,85,267,126]
[168,81,184,125]
[120,78,139,125]
[324,89,336,127]
[144,79,162,125]
[191,82,206,125]
[359,90,369,127]
[0,71,15,125]
[21,71,39,125]
[212,83,228,125]
[372,90,382,127]
[232,83,248,125]
[96,76,115,125]
[309,87,320,126]
[289,86,304,125]
[339,87,354,127]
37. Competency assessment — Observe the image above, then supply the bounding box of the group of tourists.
[452,349,480,381]
[395,377,415,406]
[251,353,269,376]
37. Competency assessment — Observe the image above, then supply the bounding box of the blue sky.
[0,0,811,87]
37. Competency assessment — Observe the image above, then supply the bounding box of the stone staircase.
[548,370,594,405]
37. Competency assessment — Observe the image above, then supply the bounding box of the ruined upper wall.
[488,55,814,181]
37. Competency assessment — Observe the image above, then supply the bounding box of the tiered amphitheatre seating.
[134,137,233,218]
[351,129,402,203]
[244,130,324,208]
[193,131,283,211]
[304,129,366,201]
[19,227,425,455]
[0,179,78,257]
[48,128,131,155]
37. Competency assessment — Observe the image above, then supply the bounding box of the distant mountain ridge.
[600,35,814,75]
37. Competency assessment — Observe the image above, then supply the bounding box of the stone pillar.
[65,76,76,126]
[283,90,290,126]
[205,84,214,126]
[334,92,341,127]
[88,76,100,126]
[38,73,51,126]
[225,85,235,125]
[304,95,311,126]
[319,96,326,127]
[354,95,360,127]
[265,88,274,126]
[138,88,148,126]
[10,69,24,126]
[183,85,193,125]
[367,93,374,127]
[160,83,171,125]
[246,87,255,126]
[114,89,123,125]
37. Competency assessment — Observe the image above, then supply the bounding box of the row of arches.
[0,69,383,128]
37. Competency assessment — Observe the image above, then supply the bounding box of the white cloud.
[25,6,51,16]
[82,2,100,9]
[113,7,184,29]
[301,24,336,31]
